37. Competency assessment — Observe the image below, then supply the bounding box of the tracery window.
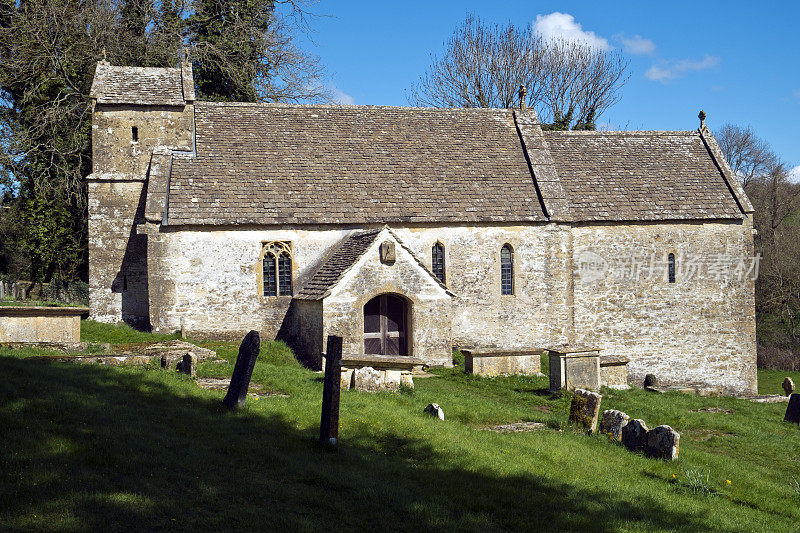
[501,244,514,295]
[668,253,676,284]
[262,242,293,297]
[432,242,445,283]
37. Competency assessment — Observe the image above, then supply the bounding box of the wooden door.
[363,294,407,356]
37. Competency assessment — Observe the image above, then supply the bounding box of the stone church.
[87,60,757,394]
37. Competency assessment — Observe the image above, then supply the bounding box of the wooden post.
[319,335,343,449]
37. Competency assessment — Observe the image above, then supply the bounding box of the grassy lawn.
[758,368,800,396]
[0,322,798,531]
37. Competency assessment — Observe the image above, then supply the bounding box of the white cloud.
[789,165,800,184]
[645,55,720,82]
[618,34,655,55]
[331,87,355,105]
[533,12,610,50]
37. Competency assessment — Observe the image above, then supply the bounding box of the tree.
[715,124,777,188]
[407,14,629,130]
[187,0,327,102]
[0,0,328,284]
[720,124,800,349]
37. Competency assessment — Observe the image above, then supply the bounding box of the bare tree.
[407,14,629,129]
[715,123,777,188]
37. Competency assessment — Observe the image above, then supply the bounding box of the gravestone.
[320,336,343,449]
[783,377,795,397]
[784,393,800,425]
[222,330,260,410]
[568,388,602,434]
[340,368,354,390]
[599,409,629,442]
[179,352,197,377]
[621,419,649,452]
[645,425,680,460]
[424,403,445,421]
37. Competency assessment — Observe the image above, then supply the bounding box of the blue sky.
[292,1,799,178]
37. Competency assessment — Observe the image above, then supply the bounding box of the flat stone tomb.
[462,349,543,377]
[341,354,420,391]
[549,347,601,392]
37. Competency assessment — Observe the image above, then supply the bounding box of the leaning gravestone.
[783,377,795,397]
[320,336,343,449]
[568,389,602,434]
[645,425,680,460]
[784,393,800,425]
[222,330,260,410]
[621,419,649,452]
[599,409,629,442]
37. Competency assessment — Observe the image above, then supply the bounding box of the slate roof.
[543,131,745,221]
[166,103,548,225]
[296,229,382,299]
[91,63,192,106]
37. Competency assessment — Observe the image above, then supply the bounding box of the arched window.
[431,242,445,283]
[501,244,514,295]
[278,251,292,295]
[262,242,293,297]
[667,253,676,284]
[263,251,277,296]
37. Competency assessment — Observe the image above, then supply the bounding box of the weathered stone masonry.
[86,62,758,394]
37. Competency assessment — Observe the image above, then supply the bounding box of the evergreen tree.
[187,0,276,101]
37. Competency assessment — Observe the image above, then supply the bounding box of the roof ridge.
[543,130,697,136]
[195,101,518,112]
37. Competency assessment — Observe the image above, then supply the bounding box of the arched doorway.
[363,294,408,356]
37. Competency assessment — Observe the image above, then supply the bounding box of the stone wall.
[144,227,348,338]
[140,224,567,358]
[88,180,149,327]
[571,219,757,395]
[392,225,572,351]
[88,103,193,327]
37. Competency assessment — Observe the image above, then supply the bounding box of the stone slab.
[599,409,629,442]
[785,394,800,425]
[621,419,649,452]
[0,307,88,343]
[550,350,600,392]
[568,388,602,434]
[463,349,542,377]
[645,425,680,460]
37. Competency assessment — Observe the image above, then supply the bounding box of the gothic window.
[131,126,139,142]
[432,242,445,283]
[668,253,676,284]
[278,251,292,296]
[262,242,292,297]
[501,244,514,295]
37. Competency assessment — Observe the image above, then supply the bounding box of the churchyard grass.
[0,322,798,531]
[758,368,800,395]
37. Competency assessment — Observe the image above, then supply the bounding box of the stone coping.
[341,354,425,370]
[600,355,630,366]
[0,306,89,317]
[462,349,546,358]
[547,345,600,355]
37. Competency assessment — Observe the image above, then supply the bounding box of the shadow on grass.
[0,357,708,531]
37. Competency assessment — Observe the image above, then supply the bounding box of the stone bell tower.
[86,59,195,328]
